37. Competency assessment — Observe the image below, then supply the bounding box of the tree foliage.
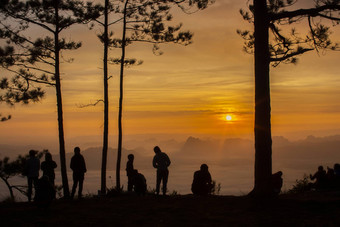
[238,0,340,66]
[238,0,339,196]
[0,0,101,197]
[101,0,213,190]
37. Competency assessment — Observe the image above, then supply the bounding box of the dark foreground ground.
[1,192,340,226]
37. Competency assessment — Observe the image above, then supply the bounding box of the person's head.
[45,152,52,161]
[154,146,161,154]
[334,163,340,171]
[200,164,208,172]
[29,150,36,157]
[274,171,283,177]
[318,166,324,171]
[74,147,81,155]
[128,154,134,161]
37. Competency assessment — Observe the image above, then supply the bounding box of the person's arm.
[208,172,212,184]
[165,154,171,167]
[82,156,87,173]
[152,156,157,168]
[70,157,74,171]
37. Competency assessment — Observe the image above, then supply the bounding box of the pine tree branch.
[270,48,313,62]
[270,4,340,21]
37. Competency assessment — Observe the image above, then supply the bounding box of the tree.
[238,0,339,196]
[0,44,45,121]
[88,0,212,193]
[0,0,101,197]
[0,150,44,201]
[109,0,213,191]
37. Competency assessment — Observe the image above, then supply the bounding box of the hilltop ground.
[1,192,340,226]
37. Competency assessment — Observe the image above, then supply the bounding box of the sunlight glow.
[225,115,232,121]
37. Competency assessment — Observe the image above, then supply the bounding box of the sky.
[1,0,340,149]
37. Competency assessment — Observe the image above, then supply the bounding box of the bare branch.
[78,99,104,108]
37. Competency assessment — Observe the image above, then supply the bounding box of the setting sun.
[225,115,232,121]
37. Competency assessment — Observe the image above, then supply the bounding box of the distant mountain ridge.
[1,135,340,171]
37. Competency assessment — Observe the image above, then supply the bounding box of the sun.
[225,115,232,121]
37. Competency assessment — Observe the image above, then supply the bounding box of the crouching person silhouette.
[191,164,213,196]
[271,171,283,196]
[70,147,87,199]
[132,170,147,195]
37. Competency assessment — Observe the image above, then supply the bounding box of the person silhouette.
[152,146,171,195]
[34,175,55,208]
[271,171,283,195]
[25,150,40,202]
[334,163,340,189]
[41,152,57,186]
[126,154,135,192]
[191,164,213,196]
[310,165,327,190]
[70,147,87,199]
[132,169,147,196]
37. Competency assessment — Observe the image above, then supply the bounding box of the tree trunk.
[55,0,70,198]
[116,0,129,191]
[252,0,273,196]
[101,0,109,195]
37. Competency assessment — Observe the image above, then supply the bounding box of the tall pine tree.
[0,0,101,197]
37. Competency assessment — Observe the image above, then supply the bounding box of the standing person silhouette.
[25,150,40,202]
[152,146,171,195]
[70,147,87,199]
[126,154,135,192]
[41,152,57,186]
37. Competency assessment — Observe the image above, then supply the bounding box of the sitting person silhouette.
[271,171,283,195]
[131,169,147,196]
[310,165,327,190]
[191,164,213,196]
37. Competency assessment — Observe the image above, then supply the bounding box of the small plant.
[147,187,156,195]
[106,185,124,197]
[55,185,63,199]
[169,190,178,196]
[211,180,221,195]
[287,174,312,194]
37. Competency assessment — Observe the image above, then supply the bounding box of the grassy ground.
[1,192,340,226]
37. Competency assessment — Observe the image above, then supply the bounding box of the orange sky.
[1,1,340,146]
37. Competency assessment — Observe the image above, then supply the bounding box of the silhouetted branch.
[78,99,104,108]
[270,48,313,63]
[270,4,340,21]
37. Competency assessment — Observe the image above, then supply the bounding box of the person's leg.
[71,173,79,199]
[127,176,133,192]
[162,170,169,195]
[32,177,38,200]
[156,170,162,195]
[27,177,33,202]
[78,174,84,198]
